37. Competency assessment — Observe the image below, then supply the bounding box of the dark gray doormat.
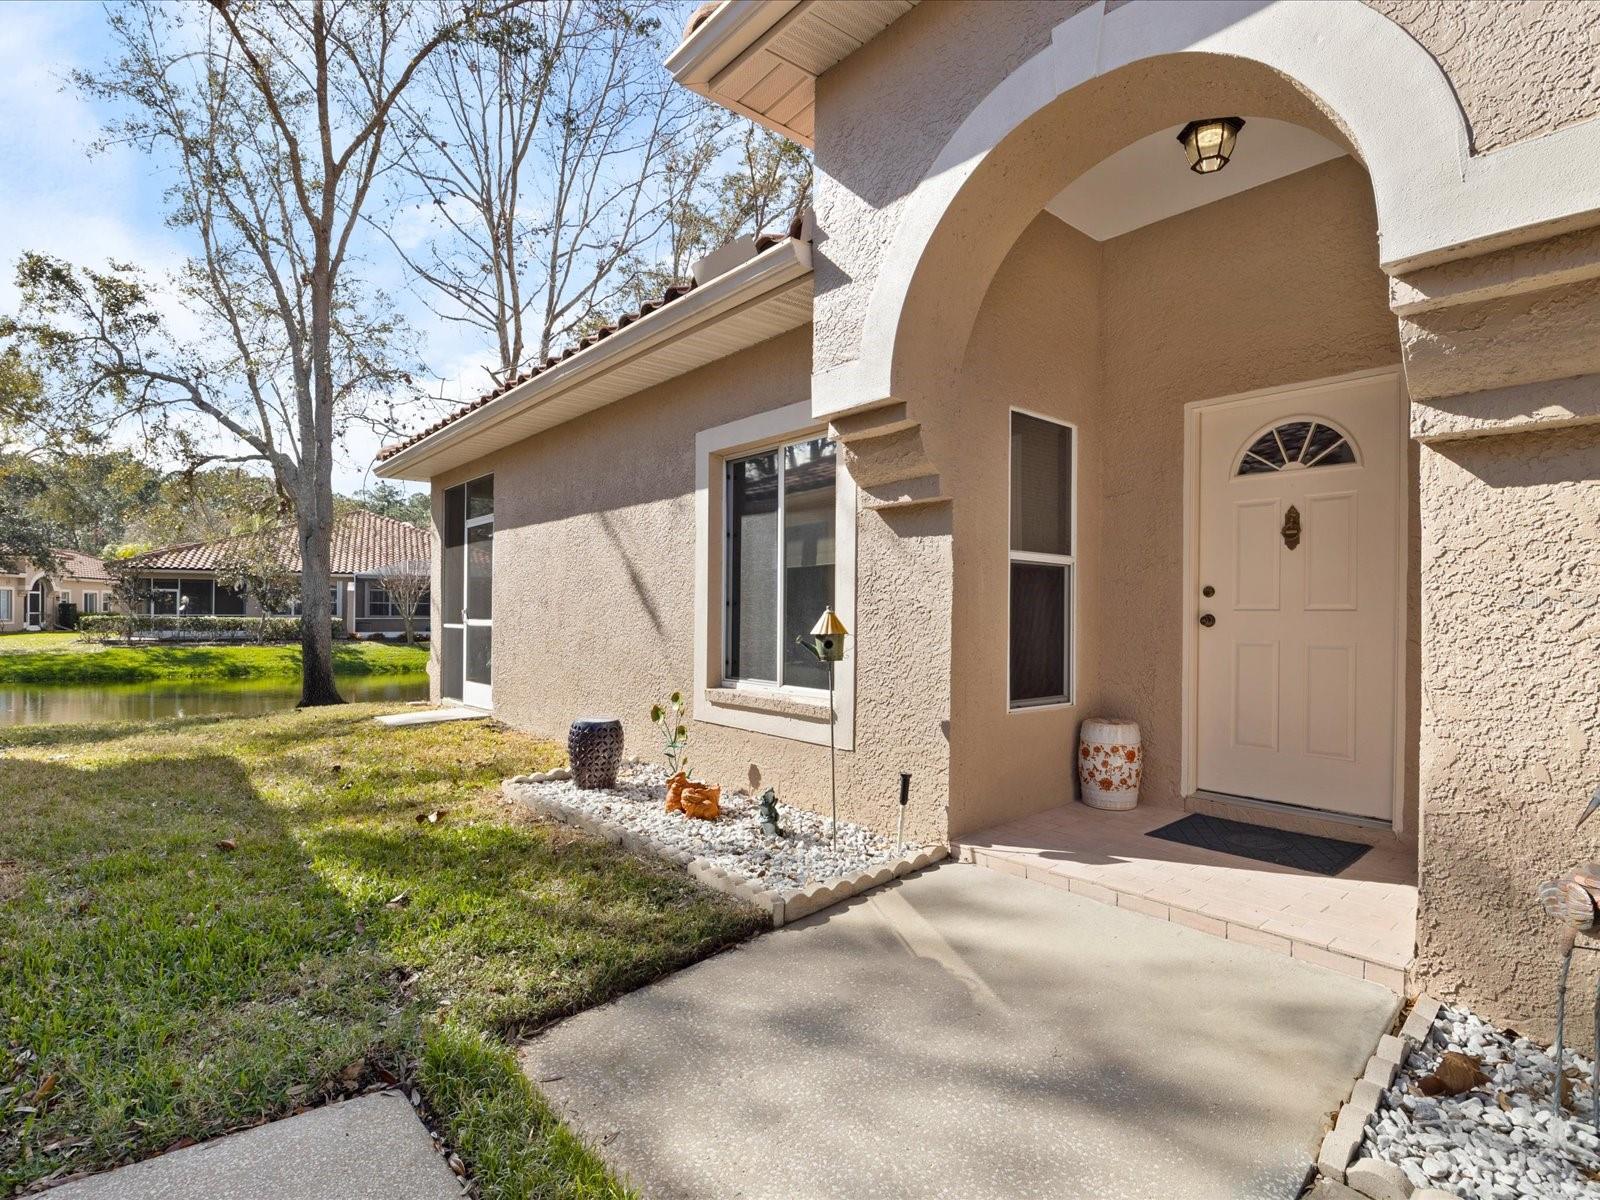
[1146,813,1370,876]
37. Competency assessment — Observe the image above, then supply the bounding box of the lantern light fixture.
[1176,116,1245,174]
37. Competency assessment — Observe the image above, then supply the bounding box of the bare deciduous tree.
[215,527,302,644]
[0,0,500,705]
[388,1,806,383]
[374,559,431,644]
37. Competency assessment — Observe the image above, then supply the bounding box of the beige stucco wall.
[1411,423,1600,1038]
[945,215,1106,834]
[429,325,953,842]
[941,158,1410,836]
[1364,1,1600,153]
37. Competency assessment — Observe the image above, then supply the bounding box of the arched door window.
[1236,419,1358,476]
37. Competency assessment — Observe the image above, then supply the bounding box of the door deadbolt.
[1199,613,1216,628]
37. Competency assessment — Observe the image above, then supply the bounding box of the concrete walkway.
[522,862,1398,1200]
[374,706,486,727]
[45,1093,460,1200]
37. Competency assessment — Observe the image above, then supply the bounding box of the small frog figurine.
[756,788,784,838]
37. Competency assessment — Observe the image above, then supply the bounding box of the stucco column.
[1401,239,1600,1039]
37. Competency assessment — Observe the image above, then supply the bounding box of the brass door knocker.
[1281,504,1301,550]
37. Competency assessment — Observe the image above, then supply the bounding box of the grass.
[0,707,765,1196]
[0,637,428,685]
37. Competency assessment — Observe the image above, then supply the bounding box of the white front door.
[1194,372,1403,820]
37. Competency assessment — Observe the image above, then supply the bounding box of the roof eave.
[665,1,811,144]
[375,237,814,482]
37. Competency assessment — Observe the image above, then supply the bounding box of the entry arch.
[814,0,1600,420]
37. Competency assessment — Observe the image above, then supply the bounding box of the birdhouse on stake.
[798,606,848,847]
[801,607,848,662]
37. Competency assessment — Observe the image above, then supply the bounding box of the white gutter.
[663,1,797,89]
[375,236,813,480]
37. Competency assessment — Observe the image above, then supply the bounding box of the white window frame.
[0,587,12,623]
[81,591,98,614]
[694,401,856,750]
[1007,407,1077,712]
[273,585,342,619]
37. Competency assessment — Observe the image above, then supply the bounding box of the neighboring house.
[125,510,431,639]
[377,2,1600,1038]
[0,549,115,632]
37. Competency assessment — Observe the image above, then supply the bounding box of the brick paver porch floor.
[954,802,1416,991]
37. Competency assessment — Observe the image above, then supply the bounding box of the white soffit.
[665,0,916,146]
[1045,118,1347,242]
[375,240,814,482]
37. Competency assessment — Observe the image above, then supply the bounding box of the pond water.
[0,673,430,727]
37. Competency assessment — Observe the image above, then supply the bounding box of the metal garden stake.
[1537,784,1600,1127]
[798,607,847,848]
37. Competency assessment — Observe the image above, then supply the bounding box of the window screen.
[725,435,836,688]
[1009,412,1074,707]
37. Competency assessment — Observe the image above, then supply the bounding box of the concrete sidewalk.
[523,862,1398,1200]
[45,1092,460,1200]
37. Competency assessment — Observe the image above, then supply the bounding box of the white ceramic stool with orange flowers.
[1077,718,1142,811]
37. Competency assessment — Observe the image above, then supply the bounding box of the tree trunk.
[297,507,343,707]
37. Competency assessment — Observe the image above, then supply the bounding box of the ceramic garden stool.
[567,717,624,790]
[1078,718,1142,811]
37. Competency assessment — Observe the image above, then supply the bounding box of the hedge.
[77,614,343,643]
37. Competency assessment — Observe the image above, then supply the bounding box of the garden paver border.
[1313,994,1443,1190]
[504,775,948,925]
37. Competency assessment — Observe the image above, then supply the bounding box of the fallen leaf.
[1417,1074,1446,1096]
[416,809,447,825]
[1497,1091,1514,1112]
[330,763,342,773]
[31,1074,58,1104]
[386,891,411,909]
[1428,1050,1489,1095]
[215,839,237,853]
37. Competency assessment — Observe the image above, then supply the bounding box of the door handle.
[1199,613,1216,628]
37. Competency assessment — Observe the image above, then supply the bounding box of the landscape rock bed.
[503,762,946,926]
[1320,995,1600,1199]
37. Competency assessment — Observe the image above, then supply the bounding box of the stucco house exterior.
[377,0,1600,1038]
[0,549,115,632]
[124,510,431,639]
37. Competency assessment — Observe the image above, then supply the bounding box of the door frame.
[1179,366,1408,831]
[461,507,493,710]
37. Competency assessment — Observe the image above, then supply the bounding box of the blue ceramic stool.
[567,717,623,790]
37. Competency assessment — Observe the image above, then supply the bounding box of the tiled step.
[956,840,1412,993]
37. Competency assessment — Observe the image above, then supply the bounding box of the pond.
[0,673,430,727]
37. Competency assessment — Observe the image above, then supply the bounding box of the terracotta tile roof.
[376,223,802,465]
[683,1,721,40]
[128,510,429,577]
[53,548,114,582]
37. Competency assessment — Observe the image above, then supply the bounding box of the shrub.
[77,614,342,643]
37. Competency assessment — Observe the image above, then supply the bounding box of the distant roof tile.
[127,510,428,576]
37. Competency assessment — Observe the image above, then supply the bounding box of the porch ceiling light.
[1177,117,1245,174]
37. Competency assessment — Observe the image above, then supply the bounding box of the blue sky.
[0,1,614,497]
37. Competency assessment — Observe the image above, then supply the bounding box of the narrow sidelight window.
[725,434,836,689]
[1009,410,1074,707]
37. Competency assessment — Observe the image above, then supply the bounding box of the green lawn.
[0,636,427,685]
[0,707,764,1197]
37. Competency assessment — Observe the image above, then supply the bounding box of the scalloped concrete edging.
[1313,994,1442,1192]
[503,775,949,927]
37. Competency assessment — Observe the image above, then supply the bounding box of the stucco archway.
[813,0,1600,419]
